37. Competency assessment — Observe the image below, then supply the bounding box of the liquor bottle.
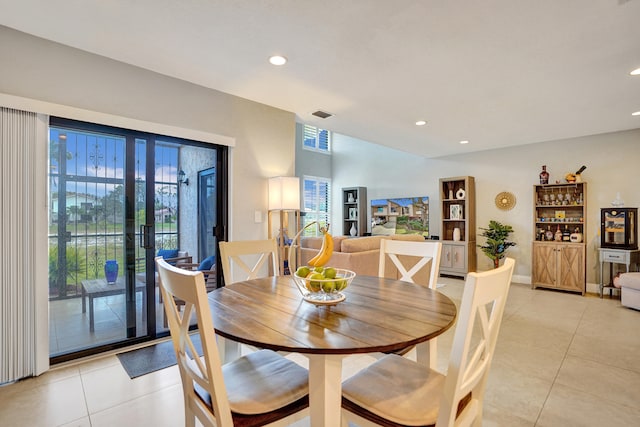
[545,225,553,241]
[539,165,549,185]
[554,225,562,242]
[562,225,571,241]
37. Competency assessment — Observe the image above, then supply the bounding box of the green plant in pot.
[478,220,516,268]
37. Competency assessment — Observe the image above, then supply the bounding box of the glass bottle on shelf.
[545,226,553,241]
[562,225,571,241]
[539,165,549,184]
[554,225,562,242]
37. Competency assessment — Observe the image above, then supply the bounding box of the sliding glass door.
[48,118,225,362]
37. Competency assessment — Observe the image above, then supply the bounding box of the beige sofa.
[299,234,432,285]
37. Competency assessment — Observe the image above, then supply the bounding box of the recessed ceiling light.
[630,68,640,76]
[459,140,469,144]
[632,111,640,116]
[415,120,427,126]
[269,55,287,66]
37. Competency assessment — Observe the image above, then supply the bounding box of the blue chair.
[177,255,217,290]
[157,249,192,266]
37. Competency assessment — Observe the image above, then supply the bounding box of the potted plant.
[478,220,516,268]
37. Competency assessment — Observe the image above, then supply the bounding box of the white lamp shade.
[268,176,300,211]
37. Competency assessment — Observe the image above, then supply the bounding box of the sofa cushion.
[341,236,386,253]
[301,235,348,252]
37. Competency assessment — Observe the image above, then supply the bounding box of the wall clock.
[495,192,516,210]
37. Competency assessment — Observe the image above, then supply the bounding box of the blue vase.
[104,260,118,284]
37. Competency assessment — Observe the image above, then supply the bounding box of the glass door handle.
[139,225,153,249]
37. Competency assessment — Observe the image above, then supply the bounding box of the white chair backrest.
[218,239,279,285]
[437,257,515,427]
[155,256,232,426]
[379,238,442,289]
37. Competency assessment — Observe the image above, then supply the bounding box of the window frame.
[302,124,331,154]
[302,175,332,237]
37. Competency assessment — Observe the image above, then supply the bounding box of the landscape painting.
[370,196,429,237]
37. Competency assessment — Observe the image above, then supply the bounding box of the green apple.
[322,280,335,293]
[323,267,337,279]
[335,279,347,291]
[308,273,324,292]
[296,266,310,278]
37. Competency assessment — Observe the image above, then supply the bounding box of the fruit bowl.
[291,267,356,305]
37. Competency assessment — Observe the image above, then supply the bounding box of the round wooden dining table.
[207,274,457,427]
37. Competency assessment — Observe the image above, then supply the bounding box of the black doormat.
[117,334,202,379]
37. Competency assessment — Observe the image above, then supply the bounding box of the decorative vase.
[446,182,454,199]
[453,227,461,241]
[350,223,357,237]
[104,260,118,284]
[539,165,549,185]
[570,229,583,243]
[347,193,355,203]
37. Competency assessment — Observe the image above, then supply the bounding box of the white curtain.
[0,107,49,384]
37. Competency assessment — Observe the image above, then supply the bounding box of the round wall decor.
[495,192,516,210]
[455,188,466,199]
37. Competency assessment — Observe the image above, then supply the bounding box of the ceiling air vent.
[312,110,332,119]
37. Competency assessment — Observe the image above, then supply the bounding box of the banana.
[306,225,329,265]
[308,226,334,267]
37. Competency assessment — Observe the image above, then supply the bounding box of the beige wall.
[0,25,296,241]
[332,129,640,287]
[3,25,638,288]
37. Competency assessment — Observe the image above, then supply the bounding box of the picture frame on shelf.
[348,207,358,220]
[450,204,463,220]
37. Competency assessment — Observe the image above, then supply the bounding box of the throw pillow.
[157,249,179,259]
[198,255,216,271]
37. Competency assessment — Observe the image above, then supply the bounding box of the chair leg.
[416,339,438,370]
[184,405,196,427]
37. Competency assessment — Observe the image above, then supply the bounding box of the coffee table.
[81,277,147,332]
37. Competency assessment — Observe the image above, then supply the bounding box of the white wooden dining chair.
[378,238,442,368]
[379,238,442,289]
[155,257,309,427]
[219,239,279,285]
[342,258,515,427]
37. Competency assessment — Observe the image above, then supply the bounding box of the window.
[302,124,331,153]
[302,176,331,236]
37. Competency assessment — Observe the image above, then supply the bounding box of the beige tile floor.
[2,277,640,427]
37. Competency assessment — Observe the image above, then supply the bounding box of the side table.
[81,277,147,332]
[598,248,640,298]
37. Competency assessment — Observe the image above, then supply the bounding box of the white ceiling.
[2,0,639,158]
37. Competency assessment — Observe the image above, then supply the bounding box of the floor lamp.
[268,176,301,275]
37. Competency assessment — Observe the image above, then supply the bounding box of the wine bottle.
[539,165,549,185]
